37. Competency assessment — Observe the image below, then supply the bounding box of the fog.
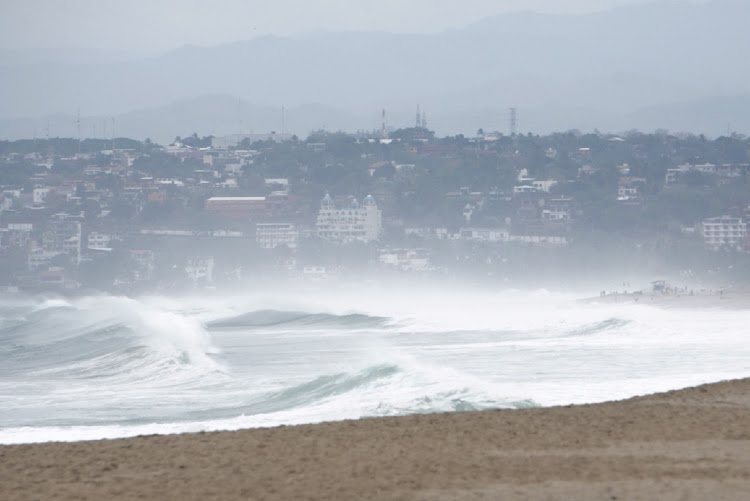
[1,0,746,142]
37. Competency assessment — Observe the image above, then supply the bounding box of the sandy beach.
[2,378,749,500]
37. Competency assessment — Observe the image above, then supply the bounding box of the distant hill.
[1,0,748,140]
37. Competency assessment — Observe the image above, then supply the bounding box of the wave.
[179,363,537,423]
[0,295,221,384]
[207,309,390,330]
[565,317,632,337]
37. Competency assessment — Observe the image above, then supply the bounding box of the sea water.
[1,285,748,444]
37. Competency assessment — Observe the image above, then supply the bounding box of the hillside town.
[1,127,750,293]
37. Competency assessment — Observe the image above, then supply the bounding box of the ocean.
[1,285,748,445]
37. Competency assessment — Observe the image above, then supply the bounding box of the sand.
[2,379,750,500]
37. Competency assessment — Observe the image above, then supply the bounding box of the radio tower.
[76,108,81,154]
[416,104,421,128]
[509,107,518,136]
[381,109,386,138]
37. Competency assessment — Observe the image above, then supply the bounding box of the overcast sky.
[1,0,708,52]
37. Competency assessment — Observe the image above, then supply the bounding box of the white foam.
[2,288,749,444]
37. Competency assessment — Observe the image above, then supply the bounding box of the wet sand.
[2,378,750,500]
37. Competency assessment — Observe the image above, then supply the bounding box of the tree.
[389,127,435,143]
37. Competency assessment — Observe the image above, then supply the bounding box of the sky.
[0,0,709,52]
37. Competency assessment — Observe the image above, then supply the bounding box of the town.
[1,126,750,293]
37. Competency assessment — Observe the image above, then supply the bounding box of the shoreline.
[584,290,750,309]
[2,378,749,500]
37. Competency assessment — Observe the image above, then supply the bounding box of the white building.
[87,232,117,250]
[3,223,33,248]
[185,257,215,285]
[458,228,510,242]
[256,223,299,249]
[27,248,60,270]
[532,180,557,193]
[542,197,573,222]
[33,188,50,205]
[379,248,433,272]
[44,214,81,265]
[702,216,747,251]
[316,194,382,243]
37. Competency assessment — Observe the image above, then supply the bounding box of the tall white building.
[702,216,747,251]
[316,193,382,243]
[256,223,299,249]
[43,214,81,265]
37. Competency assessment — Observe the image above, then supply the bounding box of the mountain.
[1,0,748,140]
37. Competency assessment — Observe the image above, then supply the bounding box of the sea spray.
[1,288,749,444]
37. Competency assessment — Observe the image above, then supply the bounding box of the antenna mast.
[76,108,81,154]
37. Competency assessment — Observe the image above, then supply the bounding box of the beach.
[2,378,749,500]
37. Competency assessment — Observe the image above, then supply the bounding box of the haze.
[0,0,745,142]
[1,0,707,51]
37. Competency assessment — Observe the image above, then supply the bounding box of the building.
[2,223,33,249]
[129,250,155,281]
[87,232,118,250]
[379,248,433,272]
[204,197,268,219]
[458,227,510,242]
[33,188,50,205]
[256,223,299,249]
[316,193,382,243]
[532,180,557,193]
[702,216,747,251]
[185,257,214,285]
[542,197,573,222]
[43,214,82,265]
